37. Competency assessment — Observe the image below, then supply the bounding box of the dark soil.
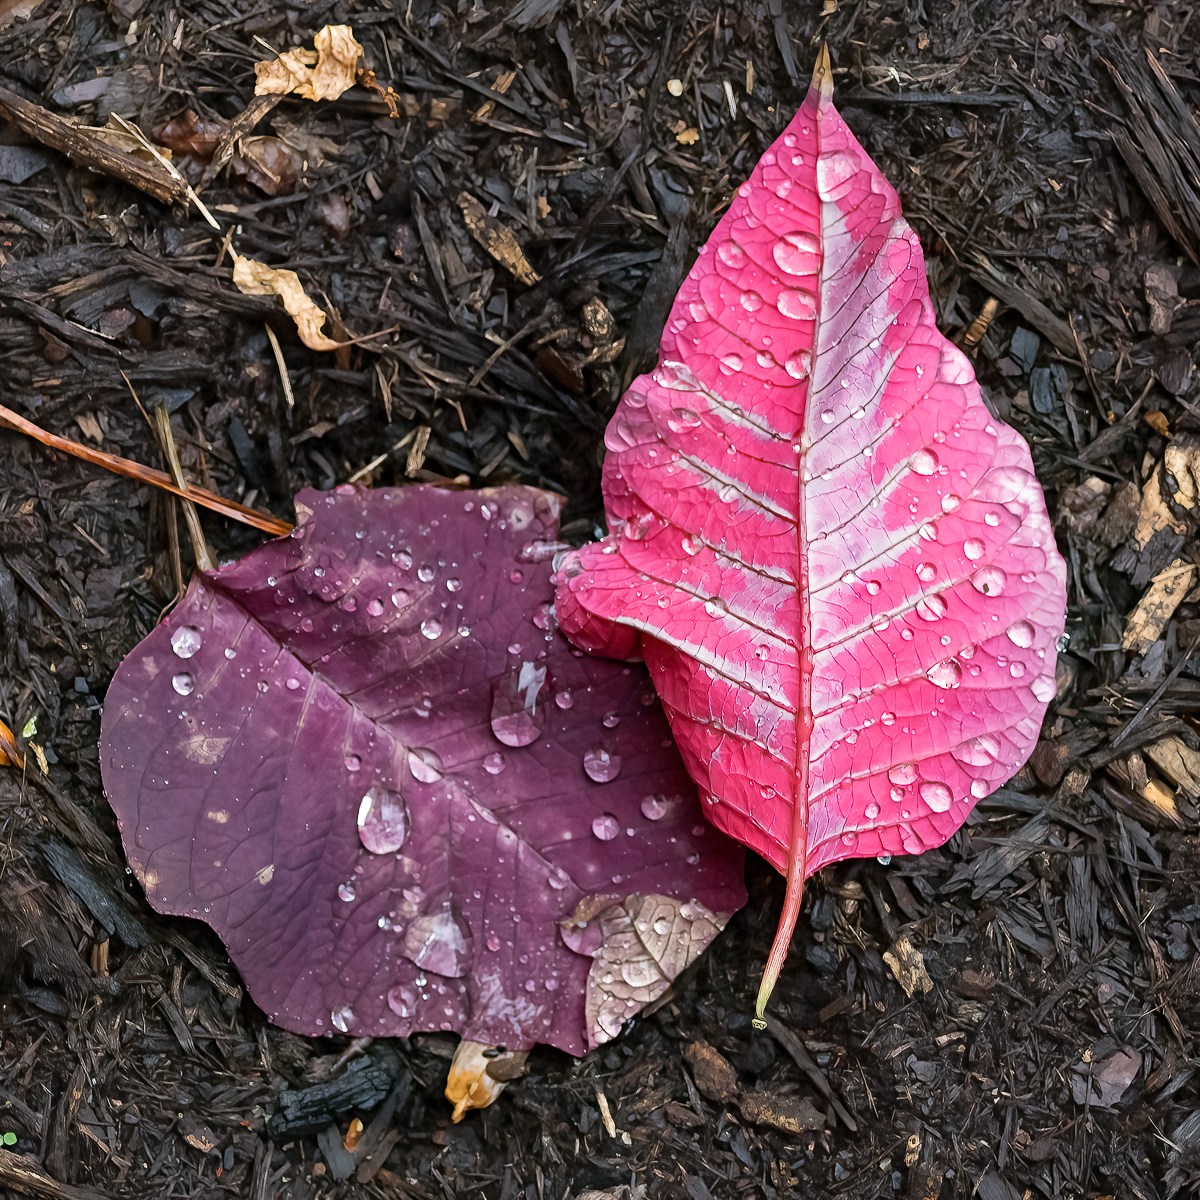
[0,0,1197,1198]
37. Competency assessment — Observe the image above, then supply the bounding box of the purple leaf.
[99,484,745,1055]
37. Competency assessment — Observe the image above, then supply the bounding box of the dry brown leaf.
[230,255,340,351]
[563,894,731,1046]
[457,191,541,286]
[682,1040,738,1102]
[1122,557,1196,654]
[1146,736,1200,800]
[1165,439,1200,509]
[738,1092,826,1133]
[675,127,700,145]
[254,48,319,96]
[253,26,362,102]
[444,1040,529,1121]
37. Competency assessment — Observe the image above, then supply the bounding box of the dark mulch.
[0,0,1196,1198]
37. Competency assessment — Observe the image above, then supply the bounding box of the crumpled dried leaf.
[230,137,301,196]
[152,110,223,160]
[1165,438,1200,510]
[457,191,541,286]
[682,1040,738,1102]
[738,1092,826,1133]
[561,894,731,1048]
[230,254,339,351]
[1122,557,1196,655]
[1146,736,1200,801]
[445,1040,529,1121]
[253,25,363,103]
[88,116,174,164]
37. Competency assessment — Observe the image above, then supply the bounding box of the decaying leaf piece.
[1133,471,1187,550]
[882,934,933,997]
[253,25,363,102]
[457,192,542,286]
[0,717,23,769]
[561,894,732,1048]
[555,45,1068,1020]
[738,1092,826,1133]
[1165,438,1200,509]
[445,1040,529,1121]
[231,254,340,351]
[1122,558,1196,655]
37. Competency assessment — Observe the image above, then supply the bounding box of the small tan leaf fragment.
[738,1092,826,1133]
[1165,439,1200,509]
[882,933,934,997]
[445,1040,529,1122]
[253,25,362,102]
[230,254,340,351]
[676,127,700,145]
[457,192,541,286]
[1122,557,1195,654]
[683,1040,738,1103]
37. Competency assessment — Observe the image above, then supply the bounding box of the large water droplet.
[392,589,411,609]
[888,763,918,786]
[941,494,962,513]
[420,619,442,639]
[865,579,882,596]
[171,627,202,658]
[602,711,620,728]
[717,239,747,268]
[408,748,442,783]
[344,753,362,772]
[446,577,462,592]
[641,795,668,820]
[971,779,989,799]
[773,230,820,275]
[927,659,962,689]
[485,933,501,952]
[387,985,416,1018]
[911,449,938,476]
[865,802,880,819]
[1006,620,1035,648]
[417,565,436,582]
[1010,662,1026,678]
[358,785,410,854]
[490,662,548,747]
[366,598,385,617]
[1030,675,1056,702]
[963,538,985,561]
[785,350,811,379]
[682,533,703,556]
[392,550,413,569]
[483,751,506,775]
[971,566,1007,596]
[668,407,701,432]
[777,288,816,320]
[337,881,356,903]
[171,672,195,696]
[331,1004,353,1033]
[920,781,953,812]
[953,734,999,767]
[916,593,948,621]
[915,562,937,583]
[720,352,743,373]
[740,290,764,312]
[592,813,619,840]
[555,689,574,709]
[402,912,467,977]
[584,748,622,783]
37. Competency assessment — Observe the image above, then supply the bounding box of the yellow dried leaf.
[675,127,700,145]
[252,25,362,102]
[1122,557,1195,654]
[254,48,319,96]
[230,255,340,351]
[445,1041,529,1122]
[310,24,363,101]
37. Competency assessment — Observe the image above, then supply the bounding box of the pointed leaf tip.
[811,43,833,98]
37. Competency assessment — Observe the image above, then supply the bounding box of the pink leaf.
[555,49,1068,1018]
[99,484,745,1054]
